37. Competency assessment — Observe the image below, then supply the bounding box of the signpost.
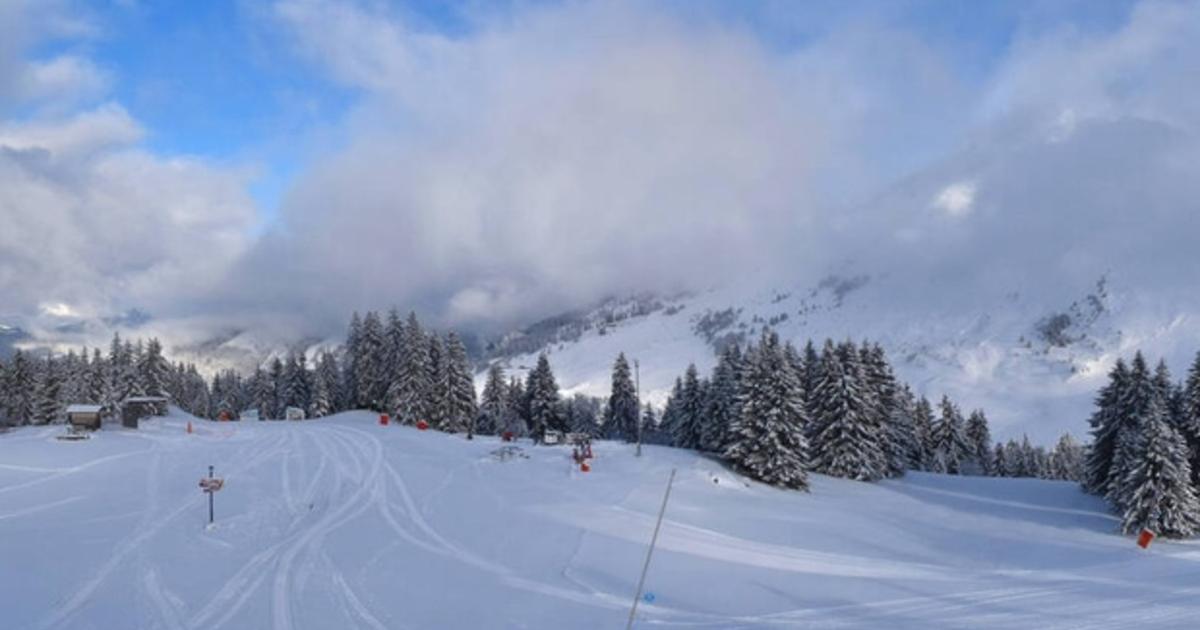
[199,465,224,525]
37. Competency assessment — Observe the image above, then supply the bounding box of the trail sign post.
[1137,529,1155,549]
[199,465,224,525]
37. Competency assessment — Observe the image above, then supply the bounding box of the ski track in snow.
[6,411,1200,629]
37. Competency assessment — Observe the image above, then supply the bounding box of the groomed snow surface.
[3,410,1199,629]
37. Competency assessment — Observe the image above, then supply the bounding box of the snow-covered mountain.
[482,272,1198,445]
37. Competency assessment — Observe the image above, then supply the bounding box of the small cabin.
[543,430,564,445]
[285,406,306,421]
[66,405,103,431]
[122,396,169,429]
[240,408,260,421]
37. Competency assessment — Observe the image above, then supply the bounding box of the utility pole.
[207,465,214,524]
[626,468,675,629]
[635,359,642,457]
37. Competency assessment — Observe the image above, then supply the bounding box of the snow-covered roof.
[124,396,168,403]
[66,404,103,414]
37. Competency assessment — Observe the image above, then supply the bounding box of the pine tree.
[525,353,562,441]
[32,357,63,425]
[1049,433,1085,481]
[724,332,810,489]
[388,312,432,424]
[810,340,883,481]
[1180,351,1200,488]
[356,311,387,411]
[1118,399,1200,538]
[342,312,364,409]
[439,333,476,434]
[656,378,683,446]
[605,353,639,442]
[930,396,969,474]
[477,364,507,436]
[311,351,340,418]
[1085,359,1130,493]
[501,376,529,438]
[672,364,706,450]
[702,344,741,452]
[964,410,993,476]
[137,338,170,399]
[910,396,935,470]
[1106,354,1158,507]
[860,343,907,477]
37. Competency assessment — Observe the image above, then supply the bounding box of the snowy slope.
[487,273,1200,445]
[4,409,1200,629]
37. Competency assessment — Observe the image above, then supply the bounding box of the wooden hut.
[122,396,168,429]
[66,404,103,431]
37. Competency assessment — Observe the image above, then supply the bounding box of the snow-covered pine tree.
[501,376,529,437]
[342,312,364,409]
[311,351,340,418]
[137,338,170,399]
[266,357,284,418]
[640,403,668,445]
[930,396,969,474]
[384,308,405,386]
[860,343,907,477]
[991,442,1008,477]
[32,357,63,425]
[388,312,432,424]
[964,410,993,476]
[251,367,272,419]
[724,331,810,489]
[4,351,33,425]
[477,364,506,436]
[810,340,884,481]
[1118,397,1200,538]
[657,377,683,446]
[1106,354,1158,507]
[1084,359,1129,493]
[440,332,476,434]
[801,340,820,413]
[702,344,742,453]
[672,364,707,450]
[1182,351,1200,487]
[427,332,447,428]
[1048,433,1085,481]
[356,311,387,411]
[87,348,106,405]
[605,353,639,442]
[910,395,935,470]
[566,394,603,438]
[525,353,562,441]
[280,352,311,413]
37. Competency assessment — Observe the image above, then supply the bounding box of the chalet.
[66,405,103,431]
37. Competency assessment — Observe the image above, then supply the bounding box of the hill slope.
[3,410,1200,629]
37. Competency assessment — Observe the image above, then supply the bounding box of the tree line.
[601,331,1082,489]
[0,311,1080,498]
[1084,351,1200,538]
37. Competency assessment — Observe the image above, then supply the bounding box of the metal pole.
[635,359,642,457]
[626,468,675,630]
[208,465,214,525]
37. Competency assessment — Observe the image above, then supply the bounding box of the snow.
[4,408,1200,629]
[64,405,102,414]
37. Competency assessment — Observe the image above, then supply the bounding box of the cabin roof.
[66,404,103,414]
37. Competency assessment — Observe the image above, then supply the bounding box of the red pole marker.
[1137,529,1155,549]
[416,420,429,431]
[187,421,193,434]
[379,414,389,426]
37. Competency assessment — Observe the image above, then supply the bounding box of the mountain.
[481,272,1196,445]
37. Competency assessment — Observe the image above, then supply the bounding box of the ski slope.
[3,410,1200,629]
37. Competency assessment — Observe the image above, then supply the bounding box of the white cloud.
[932,181,976,218]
